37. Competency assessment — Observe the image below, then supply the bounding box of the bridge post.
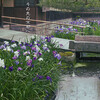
[76,52,80,60]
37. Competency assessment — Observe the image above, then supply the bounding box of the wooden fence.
[2,16,86,35]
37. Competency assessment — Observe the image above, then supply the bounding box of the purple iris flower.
[29,43,33,47]
[55,30,58,33]
[45,37,49,39]
[34,52,38,56]
[38,52,42,56]
[17,67,22,71]
[53,51,57,55]
[40,36,45,40]
[98,21,100,26]
[25,43,29,46]
[31,64,34,68]
[9,66,13,71]
[15,61,19,65]
[37,75,43,79]
[68,28,71,31]
[59,44,63,47]
[94,27,96,31]
[27,59,32,66]
[58,61,62,66]
[43,47,49,51]
[20,44,22,46]
[37,43,41,46]
[56,54,61,60]
[51,35,54,38]
[42,41,45,44]
[47,37,51,42]
[32,78,36,81]
[11,50,14,53]
[33,57,37,60]
[11,40,15,43]
[31,47,36,51]
[21,46,26,50]
[17,50,20,52]
[0,45,5,49]
[12,56,17,60]
[39,76,43,79]
[75,29,78,32]
[27,51,30,55]
[46,76,52,83]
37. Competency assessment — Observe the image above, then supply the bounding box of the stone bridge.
[69,35,100,60]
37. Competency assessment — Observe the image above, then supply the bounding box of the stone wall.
[75,35,100,42]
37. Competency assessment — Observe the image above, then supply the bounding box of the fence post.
[9,18,11,30]
[0,0,3,28]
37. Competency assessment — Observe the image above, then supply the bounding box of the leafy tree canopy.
[38,0,100,12]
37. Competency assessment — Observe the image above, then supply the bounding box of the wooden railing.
[1,16,86,35]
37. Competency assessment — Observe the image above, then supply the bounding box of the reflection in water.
[56,76,100,100]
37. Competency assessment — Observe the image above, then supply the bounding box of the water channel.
[55,62,100,100]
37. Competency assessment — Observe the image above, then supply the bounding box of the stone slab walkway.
[0,28,33,42]
[0,28,72,50]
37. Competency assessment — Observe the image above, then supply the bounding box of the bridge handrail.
[2,16,86,28]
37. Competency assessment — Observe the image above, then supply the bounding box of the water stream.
[55,62,100,100]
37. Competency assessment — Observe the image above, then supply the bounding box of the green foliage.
[52,19,100,39]
[39,0,100,12]
[0,36,61,100]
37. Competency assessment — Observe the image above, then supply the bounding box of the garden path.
[0,28,72,50]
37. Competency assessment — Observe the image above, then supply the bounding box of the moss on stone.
[59,52,73,57]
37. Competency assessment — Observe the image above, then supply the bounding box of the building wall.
[3,0,14,7]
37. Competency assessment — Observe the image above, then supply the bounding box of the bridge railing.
[1,16,86,36]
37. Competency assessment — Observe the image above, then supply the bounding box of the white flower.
[11,43,17,48]
[26,56,30,61]
[33,54,37,57]
[3,48,6,51]
[40,50,42,53]
[4,41,9,45]
[47,49,50,52]
[69,26,73,28]
[6,46,12,51]
[23,51,27,55]
[23,51,30,55]
[14,51,19,57]
[44,39,47,41]
[34,41,37,45]
[86,25,90,28]
[84,20,86,23]
[0,58,5,68]
[35,45,40,51]
[44,44,47,47]
[31,36,35,39]
[18,41,22,45]
[38,58,43,61]
[3,46,11,51]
